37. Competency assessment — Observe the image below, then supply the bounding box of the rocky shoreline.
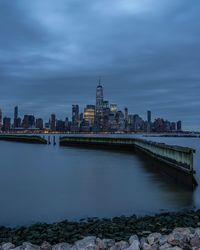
[0,210,200,249]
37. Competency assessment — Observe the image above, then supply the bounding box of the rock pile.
[1,227,200,250]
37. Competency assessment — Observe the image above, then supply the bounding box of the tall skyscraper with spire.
[95,78,104,131]
[96,78,103,113]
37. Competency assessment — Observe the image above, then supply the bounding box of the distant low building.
[3,117,11,131]
[36,118,43,130]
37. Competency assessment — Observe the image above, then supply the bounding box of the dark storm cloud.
[0,0,200,130]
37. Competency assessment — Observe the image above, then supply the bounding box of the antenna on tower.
[98,76,101,86]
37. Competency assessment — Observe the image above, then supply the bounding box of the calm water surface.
[0,135,199,227]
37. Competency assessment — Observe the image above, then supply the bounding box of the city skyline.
[0,1,200,130]
[0,82,183,133]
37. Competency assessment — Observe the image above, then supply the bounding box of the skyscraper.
[147,110,152,132]
[177,120,182,131]
[14,106,18,128]
[147,110,151,123]
[50,113,56,131]
[36,118,44,130]
[96,79,104,114]
[22,115,35,129]
[72,105,79,125]
[124,107,128,130]
[84,105,95,125]
[95,79,104,131]
[0,109,2,130]
[110,104,117,113]
[3,117,11,131]
[71,105,80,132]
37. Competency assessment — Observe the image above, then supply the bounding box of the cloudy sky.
[0,0,200,130]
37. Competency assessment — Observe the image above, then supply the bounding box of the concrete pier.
[59,136,197,189]
[0,134,47,144]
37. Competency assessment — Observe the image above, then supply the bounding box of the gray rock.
[125,240,140,250]
[140,238,147,245]
[129,235,139,245]
[110,241,129,250]
[2,243,15,250]
[162,247,182,250]
[172,228,191,237]
[147,233,161,245]
[74,236,97,250]
[22,243,40,250]
[167,229,189,247]
[52,243,71,250]
[159,243,171,250]
[190,236,200,248]
[12,247,25,250]
[41,242,52,250]
[194,228,200,237]
[140,242,152,250]
[147,233,162,245]
[96,238,115,249]
[159,235,168,246]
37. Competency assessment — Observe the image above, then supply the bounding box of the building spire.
[98,76,101,86]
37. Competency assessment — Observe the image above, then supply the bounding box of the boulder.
[22,242,40,250]
[159,243,171,250]
[41,242,52,250]
[125,239,140,250]
[52,243,71,250]
[147,233,161,245]
[73,236,97,250]
[129,236,139,245]
[96,238,115,249]
[190,236,200,248]
[1,243,15,250]
[110,241,129,250]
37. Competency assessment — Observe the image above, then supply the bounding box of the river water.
[0,135,199,227]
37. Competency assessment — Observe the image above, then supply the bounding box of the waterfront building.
[0,109,2,130]
[153,118,166,132]
[56,120,65,132]
[13,106,18,128]
[50,113,56,131]
[72,105,79,125]
[3,117,11,131]
[103,100,109,109]
[80,120,91,132]
[110,103,117,113]
[15,117,21,128]
[13,106,21,128]
[147,110,151,123]
[22,115,35,129]
[71,105,80,132]
[133,114,144,132]
[36,118,43,130]
[128,114,134,131]
[177,120,182,131]
[170,122,176,131]
[45,122,50,129]
[124,107,128,131]
[84,105,95,125]
[147,110,152,132]
[115,110,125,131]
[165,120,171,132]
[64,117,69,131]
